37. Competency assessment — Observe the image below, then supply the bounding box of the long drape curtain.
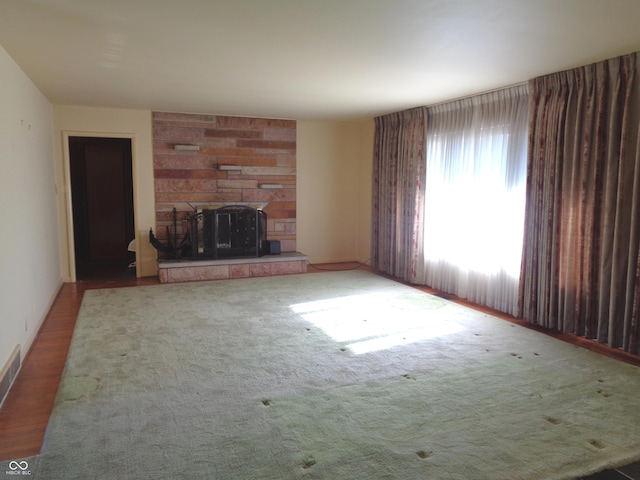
[519,52,640,354]
[415,86,529,315]
[371,107,427,282]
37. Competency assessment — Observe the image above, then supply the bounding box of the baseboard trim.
[22,278,64,363]
[0,345,21,409]
[0,278,64,409]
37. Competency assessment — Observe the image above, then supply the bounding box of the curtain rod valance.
[375,83,528,121]
[429,83,529,114]
[529,50,639,91]
[374,106,426,123]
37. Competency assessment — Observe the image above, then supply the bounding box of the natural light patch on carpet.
[289,292,461,354]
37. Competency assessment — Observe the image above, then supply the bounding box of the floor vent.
[0,345,21,408]
[434,292,455,300]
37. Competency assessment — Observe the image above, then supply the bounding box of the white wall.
[52,106,156,280]
[0,46,61,372]
[297,119,374,264]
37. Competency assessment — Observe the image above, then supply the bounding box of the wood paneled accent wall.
[152,112,296,253]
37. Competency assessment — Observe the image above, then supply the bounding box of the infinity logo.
[8,461,29,471]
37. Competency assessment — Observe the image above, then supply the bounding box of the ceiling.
[1,0,640,120]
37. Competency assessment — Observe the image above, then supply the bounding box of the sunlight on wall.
[290,293,462,354]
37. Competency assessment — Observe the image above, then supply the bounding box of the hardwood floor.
[1,262,639,478]
[0,276,158,462]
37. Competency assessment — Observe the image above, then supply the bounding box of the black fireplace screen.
[191,205,267,259]
[149,205,268,260]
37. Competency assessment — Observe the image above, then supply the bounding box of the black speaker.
[265,240,281,255]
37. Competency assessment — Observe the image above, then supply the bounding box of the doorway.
[69,137,135,280]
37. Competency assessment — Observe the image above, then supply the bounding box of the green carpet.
[12,270,640,479]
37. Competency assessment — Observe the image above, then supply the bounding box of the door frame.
[62,131,138,282]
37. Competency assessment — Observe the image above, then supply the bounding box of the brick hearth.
[157,252,308,283]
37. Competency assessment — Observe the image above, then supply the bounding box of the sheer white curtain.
[416,85,528,315]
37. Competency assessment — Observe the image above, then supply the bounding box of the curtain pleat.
[371,107,427,282]
[519,52,640,353]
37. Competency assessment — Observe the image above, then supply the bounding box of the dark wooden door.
[69,137,135,279]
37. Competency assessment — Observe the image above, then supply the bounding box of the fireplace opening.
[203,205,267,258]
[150,205,270,260]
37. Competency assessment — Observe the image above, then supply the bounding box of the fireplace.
[191,205,267,259]
[151,204,304,283]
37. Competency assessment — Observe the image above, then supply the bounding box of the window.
[419,86,529,315]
